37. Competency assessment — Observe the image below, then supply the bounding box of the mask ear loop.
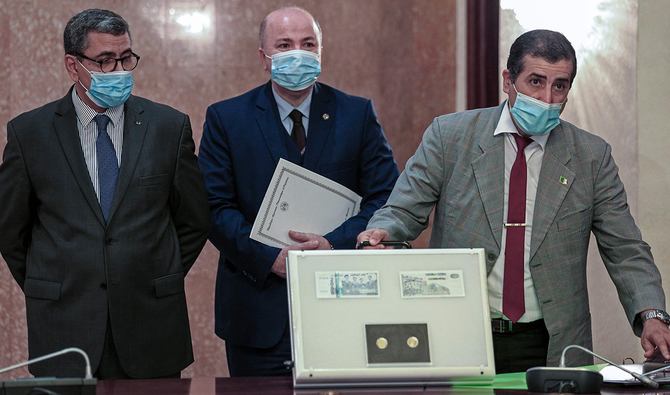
[76,59,92,93]
[77,58,93,74]
[506,83,519,111]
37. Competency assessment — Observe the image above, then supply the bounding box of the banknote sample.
[315,271,380,298]
[399,270,465,298]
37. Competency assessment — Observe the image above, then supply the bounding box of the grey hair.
[259,6,322,50]
[64,9,131,55]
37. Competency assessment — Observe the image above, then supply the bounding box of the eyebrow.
[275,36,316,43]
[91,48,133,58]
[528,73,570,85]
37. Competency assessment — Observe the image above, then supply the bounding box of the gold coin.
[376,337,388,349]
[407,336,419,348]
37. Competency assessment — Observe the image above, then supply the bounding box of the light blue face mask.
[509,84,564,136]
[78,60,133,108]
[265,49,321,91]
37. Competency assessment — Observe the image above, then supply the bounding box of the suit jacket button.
[487,252,497,261]
[105,237,114,245]
[100,283,107,290]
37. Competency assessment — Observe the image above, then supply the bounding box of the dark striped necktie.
[95,114,118,223]
[289,109,306,154]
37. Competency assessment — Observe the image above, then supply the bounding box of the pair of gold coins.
[376,336,419,349]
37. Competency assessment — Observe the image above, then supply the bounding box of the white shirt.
[488,100,551,322]
[72,88,125,202]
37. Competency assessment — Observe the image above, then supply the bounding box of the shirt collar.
[71,88,124,128]
[493,99,549,150]
[271,84,313,121]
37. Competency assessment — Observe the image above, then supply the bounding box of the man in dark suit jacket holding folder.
[0,9,210,379]
[198,6,399,377]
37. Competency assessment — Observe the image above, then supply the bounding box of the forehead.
[519,55,573,80]
[84,32,131,56]
[265,10,319,42]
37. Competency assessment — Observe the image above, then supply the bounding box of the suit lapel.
[255,82,288,165]
[530,124,574,260]
[471,104,506,249]
[52,89,106,226]
[303,83,335,171]
[108,95,147,222]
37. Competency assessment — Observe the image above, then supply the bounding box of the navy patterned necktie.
[502,134,533,323]
[289,109,306,154]
[95,114,118,223]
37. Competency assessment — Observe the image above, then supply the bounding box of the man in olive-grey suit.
[359,30,670,373]
[0,9,210,379]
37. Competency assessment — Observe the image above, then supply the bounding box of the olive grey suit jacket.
[368,102,665,367]
[0,87,211,378]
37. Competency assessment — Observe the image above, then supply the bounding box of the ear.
[259,47,270,72]
[65,55,79,83]
[502,69,512,95]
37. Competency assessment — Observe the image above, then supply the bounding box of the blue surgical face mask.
[78,60,133,108]
[509,84,564,136]
[264,49,321,91]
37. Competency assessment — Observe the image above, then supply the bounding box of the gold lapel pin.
[135,121,141,125]
[322,113,329,120]
[559,176,568,185]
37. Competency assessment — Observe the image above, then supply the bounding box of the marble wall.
[0,0,458,379]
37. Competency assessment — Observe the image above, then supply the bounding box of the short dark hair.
[63,9,131,56]
[507,29,577,84]
[259,6,322,50]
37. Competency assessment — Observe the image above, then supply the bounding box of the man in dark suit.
[359,30,670,372]
[198,6,399,377]
[0,9,210,379]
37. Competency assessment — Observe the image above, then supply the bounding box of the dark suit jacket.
[0,87,211,378]
[368,103,666,366]
[198,82,399,349]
